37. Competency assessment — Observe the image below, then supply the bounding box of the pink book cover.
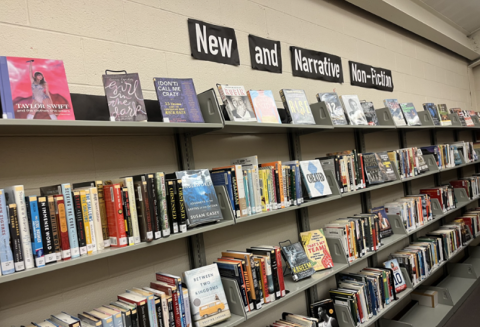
[1,56,75,120]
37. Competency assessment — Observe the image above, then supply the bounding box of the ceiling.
[415,0,480,35]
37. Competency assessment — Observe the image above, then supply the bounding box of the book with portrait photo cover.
[317,92,348,125]
[310,299,339,327]
[340,95,368,125]
[216,84,257,122]
[385,99,407,126]
[360,101,378,126]
[0,56,75,120]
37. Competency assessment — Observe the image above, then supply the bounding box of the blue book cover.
[0,56,14,119]
[243,171,252,215]
[0,189,15,275]
[154,78,204,123]
[25,196,45,268]
[284,161,303,204]
[210,170,235,216]
[175,169,223,227]
[246,170,256,214]
[61,184,80,258]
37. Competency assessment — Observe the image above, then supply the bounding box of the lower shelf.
[400,303,452,327]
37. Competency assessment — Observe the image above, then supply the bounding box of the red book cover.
[272,246,286,297]
[461,218,474,236]
[54,195,71,260]
[104,184,127,247]
[150,281,182,327]
[450,180,469,198]
[420,189,443,209]
[359,154,366,188]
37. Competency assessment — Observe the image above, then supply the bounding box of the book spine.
[47,196,62,261]
[156,276,185,327]
[148,174,162,240]
[122,188,135,246]
[234,165,248,216]
[155,298,164,327]
[61,184,80,258]
[259,170,267,212]
[89,187,105,251]
[105,185,128,247]
[124,178,141,244]
[96,181,111,248]
[257,258,270,303]
[79,192,93,255]
[26,196,45,268]
[73,192,88,255]
[274,247,286,297]
[167,297,175,327]
[182,289,191,327]
[11,187,34,269]
[154,173,170,237]
[55,196,71,260]
[135,181,153,242]
[176,180,187,233]
[252,167,263,213]
[243,171,251,215]
[142,180,154,237]
[246,170,256,214]
[166,181,178,234]
[253,261,264,308]
[85,191,98,254]
[228,170,240,217]
[0,190,15,274]
[8,204,25,271]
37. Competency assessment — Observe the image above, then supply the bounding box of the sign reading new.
[349,61,394,92]
[187,19,240,66]
[290,46,343,83]
[248,34,282,73]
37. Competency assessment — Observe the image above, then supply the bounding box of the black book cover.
[72,181,96,189]
[363,153,384,185]
[154,296,164,327]
[253,261,264,307]
[175,179,187,232]
[121,187,133,240]
[134,180,153,242]
[37,197,56,258]
[8,204,24,270]
[247,248,280,300]
[47,196,61,257]
[147,174,162,239]
[230,171,241,216]
[285,168,291,204]
[117,301,138,327]
[361,101,378,126]
[24,196,35,246]
[310,299,339,326]
[110,304,133,327]
[166,180,178,234]
[167,297,175,327]
[375,152,397,181]
[280,242,315,281]
[39,184,62,196]
[274,170,281,206]
[133,174,156,238]
[250,259,262,310]
[72,192,87,248]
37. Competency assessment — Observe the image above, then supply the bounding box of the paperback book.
[437,104,451,126]
[0,56,75,120]
[300,229,334,271]
[316,92,348,125]
[216,84,256,122]
[310,299,339,327]
[154,77,205,123]
[299,160,332,198]
[247,90,282,124]
[399,102,421,126]
[360,101,378,126]
[102,72,148,121]
[340,95,368,125]
[370,206,393,238]
[375,151,398,181]
[384,99,406,126]
[423,103,441,126]
[280,241,315,282]
[450,108,467,126]
[363,153,384,185]
[383,258,407,293]
[279,89,316,124]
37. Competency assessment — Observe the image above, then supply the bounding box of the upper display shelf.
[0,92,479,136]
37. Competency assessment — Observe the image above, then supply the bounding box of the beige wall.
[0,0,477,326]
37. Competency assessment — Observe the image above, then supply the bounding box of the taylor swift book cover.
[0,56,75,120]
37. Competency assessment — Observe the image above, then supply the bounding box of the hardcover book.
[0,190,15,275]
[300,229,334,271]
[437,104,451,126]
[450,108,467,126]
[362,153,384,185]
[154,77,205,123]
[400,102,421,126]
[383,258,407,293]
[280,242,315,281]
[423,103,441,126]
[279,89,316,124]
[102,72,147,122]
[360,101,378,126]
[316,92,348,125]
[216,84,257,122]
[299,160,332,198]
[370,206,393,238]
[384,99,407,126]
[340,95,368,125]
[0,56,75,120]
[375,151,398,181]
[183,264,231,327]
[310,299,339,327]
[175,169,223,227]
[247,90,282,124]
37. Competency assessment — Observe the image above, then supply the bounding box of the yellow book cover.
[300,229,334,271]
[80,190,93,254]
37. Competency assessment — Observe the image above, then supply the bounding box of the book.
[216,84,257,121]
[171,170,223,228]
[231,156,262,214]
[0,190,15,274]
[340,95,368,125]
[95,181,111,248]
[299,160,332,198]
[154,172,171,237]
[400,103,421,126]
[154,77,204,123]
[184,264,231,327]
[102,72,147,121]
[384,99,406,126]
[25,196,45,268]
[61,184,81,257]
[279,89,316,124]
[72,192,88,256]
[450,108,467,126]
[54,196,72,260]
[362,153,384,185]
[375,152,397,181]
[104,184,128,247]
[0,56,75,120]
[437,104,451,126]
[360,101,378,126]
[316,92,348,125]
[423,103,441,126]
[370,206,393,238]
[247,89,282,124]
[300,229,334,271]
[8,204,25,271]
[310,299,339,327]
[280,242,315,281]
[383,258,407,293]
[122,177,142,243]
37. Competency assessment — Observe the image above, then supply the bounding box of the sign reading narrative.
[349,61,394,92]
[248,34,282,73]
[290,46,343,83]
[187,18,240,66]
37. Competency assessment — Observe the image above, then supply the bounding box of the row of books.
[459,208,480,237]
[384,194,434,233]
[0,170,224,275]
[21,267,232,327]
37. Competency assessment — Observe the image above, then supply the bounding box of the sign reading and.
[349,61,394,91]
[290,46,343,83]
[248,34,282,73]
[187,18,240,66]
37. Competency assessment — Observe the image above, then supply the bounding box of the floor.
[442,279,480,327]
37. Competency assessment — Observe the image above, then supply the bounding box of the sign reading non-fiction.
[349,61,394,92]
[187,18,240,66]
[290,46,343,83]
[248,34,282,73]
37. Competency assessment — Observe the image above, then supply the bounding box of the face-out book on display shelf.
[280,89,316,124]
[383,258,407,293]
[102,71,148,122]
[375,152,398,181]
[450,108,467,126]
[437,104,452,126]
[399,102,421,126]
[154,77,205,123]
[340,95,368,125]
[370,206,393,238]
[216,84,257,122]
[384,99,407,126]
[280,241,315,282]
[0,56,75,120]
[360,101,378,126]
[423,103,441,126]
[299,160,332,198]
[316,92,348,125]
[300,229,334,271]
[362,153,384,185]
[310,299,339,327]
[247,89,282,124]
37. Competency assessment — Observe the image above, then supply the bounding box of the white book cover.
[217,84,257,122]
[231,155,262,213]
[123,177,141,244]
[299,160,332,198]
[89,187,105,252]
[4,185,34,269]
[340,95,368,125]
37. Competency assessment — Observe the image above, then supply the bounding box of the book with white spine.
[123,177,141,244]
[89,187,105,251]
[61,184,80,258]
[232,155,262,214]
